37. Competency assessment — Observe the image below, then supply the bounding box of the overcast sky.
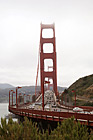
[0,0,93,87]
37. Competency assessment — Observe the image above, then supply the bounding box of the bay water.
[0,103,15,124]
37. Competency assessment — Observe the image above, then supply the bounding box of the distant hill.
[0,85,66,103]
[68,74,93,98]
[20,86,66,94]
[0,83,15,89]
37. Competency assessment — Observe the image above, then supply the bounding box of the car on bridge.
[90,111,93,114]
[73,107,83,112]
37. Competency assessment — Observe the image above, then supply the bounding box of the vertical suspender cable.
[35,44,40,96]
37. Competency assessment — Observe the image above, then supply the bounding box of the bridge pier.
[31,118,58,132]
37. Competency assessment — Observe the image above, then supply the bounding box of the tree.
[0,117,92,140]
[49,117,90,140]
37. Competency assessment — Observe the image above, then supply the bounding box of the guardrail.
[9,106,93,126]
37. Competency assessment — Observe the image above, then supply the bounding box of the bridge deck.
[9,105,93,127]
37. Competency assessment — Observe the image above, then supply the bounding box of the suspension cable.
[35,44,40,96]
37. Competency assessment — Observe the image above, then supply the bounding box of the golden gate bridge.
[9,23,93,126]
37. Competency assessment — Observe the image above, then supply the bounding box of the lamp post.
[65,94,67,106]
[61,92,64,105]
[64,89,68,106]
[26,94,31,103]
[12,91,15,106]
[18,93,22,106]
[16,86,22,108]
[28,94,31,103]
[68,95,70,112]
[9,90,14,107]
[23,94,26,104]
[72,90,76,107]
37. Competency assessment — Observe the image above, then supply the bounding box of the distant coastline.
[0,83,66,103]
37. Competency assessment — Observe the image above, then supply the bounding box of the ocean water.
[0,103,19,125]
[0,103,9,124]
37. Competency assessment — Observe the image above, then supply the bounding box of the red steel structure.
[9,23,93,127]
[35,45,40,96]
[9,107,93,126]
[40,23,57,110]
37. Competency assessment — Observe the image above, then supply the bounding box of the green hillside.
[67,74,93,106]
[68,74,93,96]
[68,74,93,95]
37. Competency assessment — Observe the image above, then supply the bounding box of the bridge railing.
[9,106,93,122]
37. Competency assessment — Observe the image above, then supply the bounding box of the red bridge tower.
[40,23,57,110]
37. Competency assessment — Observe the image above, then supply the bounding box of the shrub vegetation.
[0,117,93,140]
